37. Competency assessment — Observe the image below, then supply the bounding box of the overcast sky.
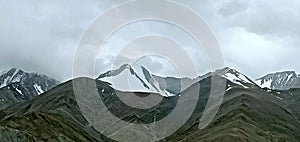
[0,0,299,81]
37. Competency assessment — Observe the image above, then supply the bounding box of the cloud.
[183,0,300,78]
[0,0,109,80]
[0,0,299,81]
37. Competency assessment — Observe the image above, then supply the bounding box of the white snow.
[275,96,283,100]
[12,69,19,78]
[99,65,175,97]
[287,74,293,82]
[100,68,150,92]
[226,87,232,91]
[11,76,21,83]
[0,69,22,88]
[33,83,44,95]
[15,88,23,95]
[254,79,261,85]
[222,73,249,88]
[0,77,9,88]
[260,79,272,88]
[237,73,252,84]
[255,79,273,89]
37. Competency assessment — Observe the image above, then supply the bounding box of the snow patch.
[34,83,44,95]
[254,79,261,85]
[0,77,10,88]
[15,88,23,95]
[275,96,283,100]
[226,87,232,91]
[222,73,249,88]
[261,79,272,88]
[287,74,293,82]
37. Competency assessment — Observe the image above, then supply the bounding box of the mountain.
[1,67,300,141]
[255,71,300,90]
[200,67,260,89]
[97,64,174,96]
[0,68,59,109]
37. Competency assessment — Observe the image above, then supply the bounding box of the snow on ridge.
[97,64,175,97]
[254,79,261,85]
[34,83,44,95]
[0,68,23,88]
[287,73,294,83]
[223,73,249,88]
[0,77,10,88]
[221,68,256,88]
[255,71,299,90]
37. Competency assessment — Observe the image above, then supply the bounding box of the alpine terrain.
[0,68,59,109]
[255,71,300,90]
[0,65,300,141]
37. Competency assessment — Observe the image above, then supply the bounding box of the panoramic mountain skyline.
[1,0,300,141]
[1,63,300,141]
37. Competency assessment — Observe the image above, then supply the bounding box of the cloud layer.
[0,0,299,81]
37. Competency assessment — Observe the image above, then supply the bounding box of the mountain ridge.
[1,66,300,141]
[0,67,60,110]
[255,70,300,90]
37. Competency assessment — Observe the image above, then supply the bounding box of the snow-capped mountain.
[201,67,259,89]
[0,68,59,97]
[96,64,174,97]
[255,71,300,90]
[97,66,263,97]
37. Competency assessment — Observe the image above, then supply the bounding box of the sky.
[0,0,299,81]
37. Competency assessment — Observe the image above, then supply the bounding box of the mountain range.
[0,68,59,110]
[0,66,300,141]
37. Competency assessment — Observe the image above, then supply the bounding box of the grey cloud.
[185,0,300,78]
[1,0,299,81]
[0,0,111,81]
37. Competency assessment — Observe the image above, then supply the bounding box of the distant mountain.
[97,64,174,96]
[255,71,300,90]
[151,67,257,95]
[0,68,59,109]
[200,67,260,89]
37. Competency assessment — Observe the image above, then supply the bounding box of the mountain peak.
[0,68,26,88]
[0,67,59,95]
[97,64,174,96]
[255,70,300,90]
[210,67,259,88]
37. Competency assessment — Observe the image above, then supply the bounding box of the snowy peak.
[0,68,59,96]
[97,64,151,90]
[97,64,174,97]
[215,67,259,88]
[0,68,24,88]
[255,71,300,90]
